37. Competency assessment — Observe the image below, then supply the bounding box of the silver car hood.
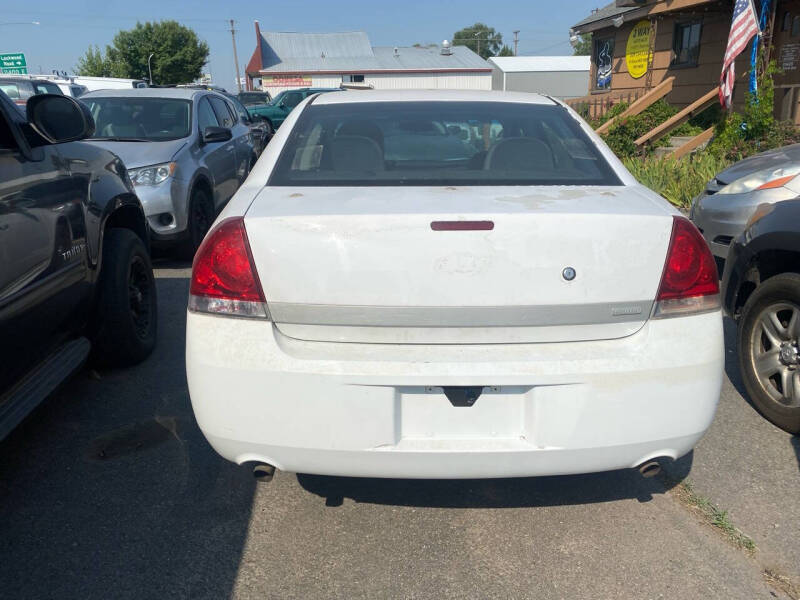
[85,139,188,169]
[715,143,800,184]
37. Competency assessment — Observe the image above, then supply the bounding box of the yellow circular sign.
[626,20,652,79]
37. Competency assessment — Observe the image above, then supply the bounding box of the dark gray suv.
[0,90,156,438]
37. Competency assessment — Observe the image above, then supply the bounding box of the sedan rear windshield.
[269,101,621,187]
[85,97,192,141]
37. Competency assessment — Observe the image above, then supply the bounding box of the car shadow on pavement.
[723,317,750,401]
[297,452,693,509]
[0,276,256,600]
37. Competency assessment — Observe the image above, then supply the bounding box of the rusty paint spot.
[289,193,304,198]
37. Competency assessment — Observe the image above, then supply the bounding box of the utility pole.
[475,31,481,57]
[230,19,242,93]
[513,30,520,56]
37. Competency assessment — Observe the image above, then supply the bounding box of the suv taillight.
[188,217,269,319]
[653,216,720,318]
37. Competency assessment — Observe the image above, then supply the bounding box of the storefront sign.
[626,21,652,79]
[780,43,800,72]
[263,75,312,87]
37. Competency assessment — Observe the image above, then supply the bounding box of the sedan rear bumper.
[186,311,724,479]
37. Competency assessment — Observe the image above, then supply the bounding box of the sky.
[0,0,602,89]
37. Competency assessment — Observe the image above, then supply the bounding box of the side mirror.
[202,126,232,144]
[26,94,94,144]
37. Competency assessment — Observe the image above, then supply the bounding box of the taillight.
[188,217,269,319]
[653,216,720,318]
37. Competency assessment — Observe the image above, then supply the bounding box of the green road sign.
[0,53,28,75]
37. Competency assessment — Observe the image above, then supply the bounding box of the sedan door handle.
[226,144,234,151]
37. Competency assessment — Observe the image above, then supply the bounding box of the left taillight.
[188,217,269,319]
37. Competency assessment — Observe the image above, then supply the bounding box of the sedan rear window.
[269,101,621,187]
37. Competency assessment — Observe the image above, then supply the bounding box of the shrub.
[623,154,732,208]
[600,99,703,158]
[707,58,800,161]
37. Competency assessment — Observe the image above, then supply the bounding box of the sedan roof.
[81,88,204,100]
[312,89,557,106]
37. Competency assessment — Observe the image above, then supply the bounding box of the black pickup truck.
[0,91,157,439]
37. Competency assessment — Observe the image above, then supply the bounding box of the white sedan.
[186,90,723,480]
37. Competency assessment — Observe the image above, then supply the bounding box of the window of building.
[672,20,702,68]
[343,74,365,83]
[593,36,614,90]
[783,12,792,32]
[793,15,800,36]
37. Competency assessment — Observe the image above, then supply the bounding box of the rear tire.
[91,228,157,367]
[738,273,800,433]
[182,187,214,259]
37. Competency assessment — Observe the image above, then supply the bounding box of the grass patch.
[623,154,731,208]
[674,480,756,552]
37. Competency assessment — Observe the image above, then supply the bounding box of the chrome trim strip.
[267,301,654,327]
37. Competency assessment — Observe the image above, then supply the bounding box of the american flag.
[720,0,761,108]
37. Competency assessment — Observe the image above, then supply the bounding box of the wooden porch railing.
[595,77,676,134]
[634,86,720,148]
[667,127,715,160]
[565,90,643,121]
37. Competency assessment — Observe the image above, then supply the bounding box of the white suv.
[185,90,723,480]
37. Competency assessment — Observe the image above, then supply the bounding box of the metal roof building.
[488,56,591,99]
[245,24,492,93]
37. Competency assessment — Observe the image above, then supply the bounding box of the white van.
[71,76,148,92]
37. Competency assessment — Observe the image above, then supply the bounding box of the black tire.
[183,187,214,259]
[738,272,800,434]
[91,228,157,367]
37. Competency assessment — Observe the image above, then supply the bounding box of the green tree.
[76,21,208,84]
[572,33,592,56]
[76,45,116,77]
[452,23,503,59]
[497,45,514,57]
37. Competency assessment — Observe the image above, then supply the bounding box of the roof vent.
[393,47,399,57]
[441,39,452,55]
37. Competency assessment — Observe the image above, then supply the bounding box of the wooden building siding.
[586,3,755,110]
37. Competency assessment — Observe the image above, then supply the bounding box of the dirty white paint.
[188,90,724,479]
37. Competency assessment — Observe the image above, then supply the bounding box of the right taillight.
[188,217,269,319]
[653,216,720,319]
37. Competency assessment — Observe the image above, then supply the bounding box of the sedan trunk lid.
[244,185,674,344]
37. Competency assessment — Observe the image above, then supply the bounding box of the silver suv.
[82,88,257,253]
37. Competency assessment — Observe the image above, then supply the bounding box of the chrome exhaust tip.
[253,463,276,482]
[638,460,662,478]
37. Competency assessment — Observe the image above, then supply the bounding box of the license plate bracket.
[441,386,484,407]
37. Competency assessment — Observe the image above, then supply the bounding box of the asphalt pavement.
[1,263,798,599]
